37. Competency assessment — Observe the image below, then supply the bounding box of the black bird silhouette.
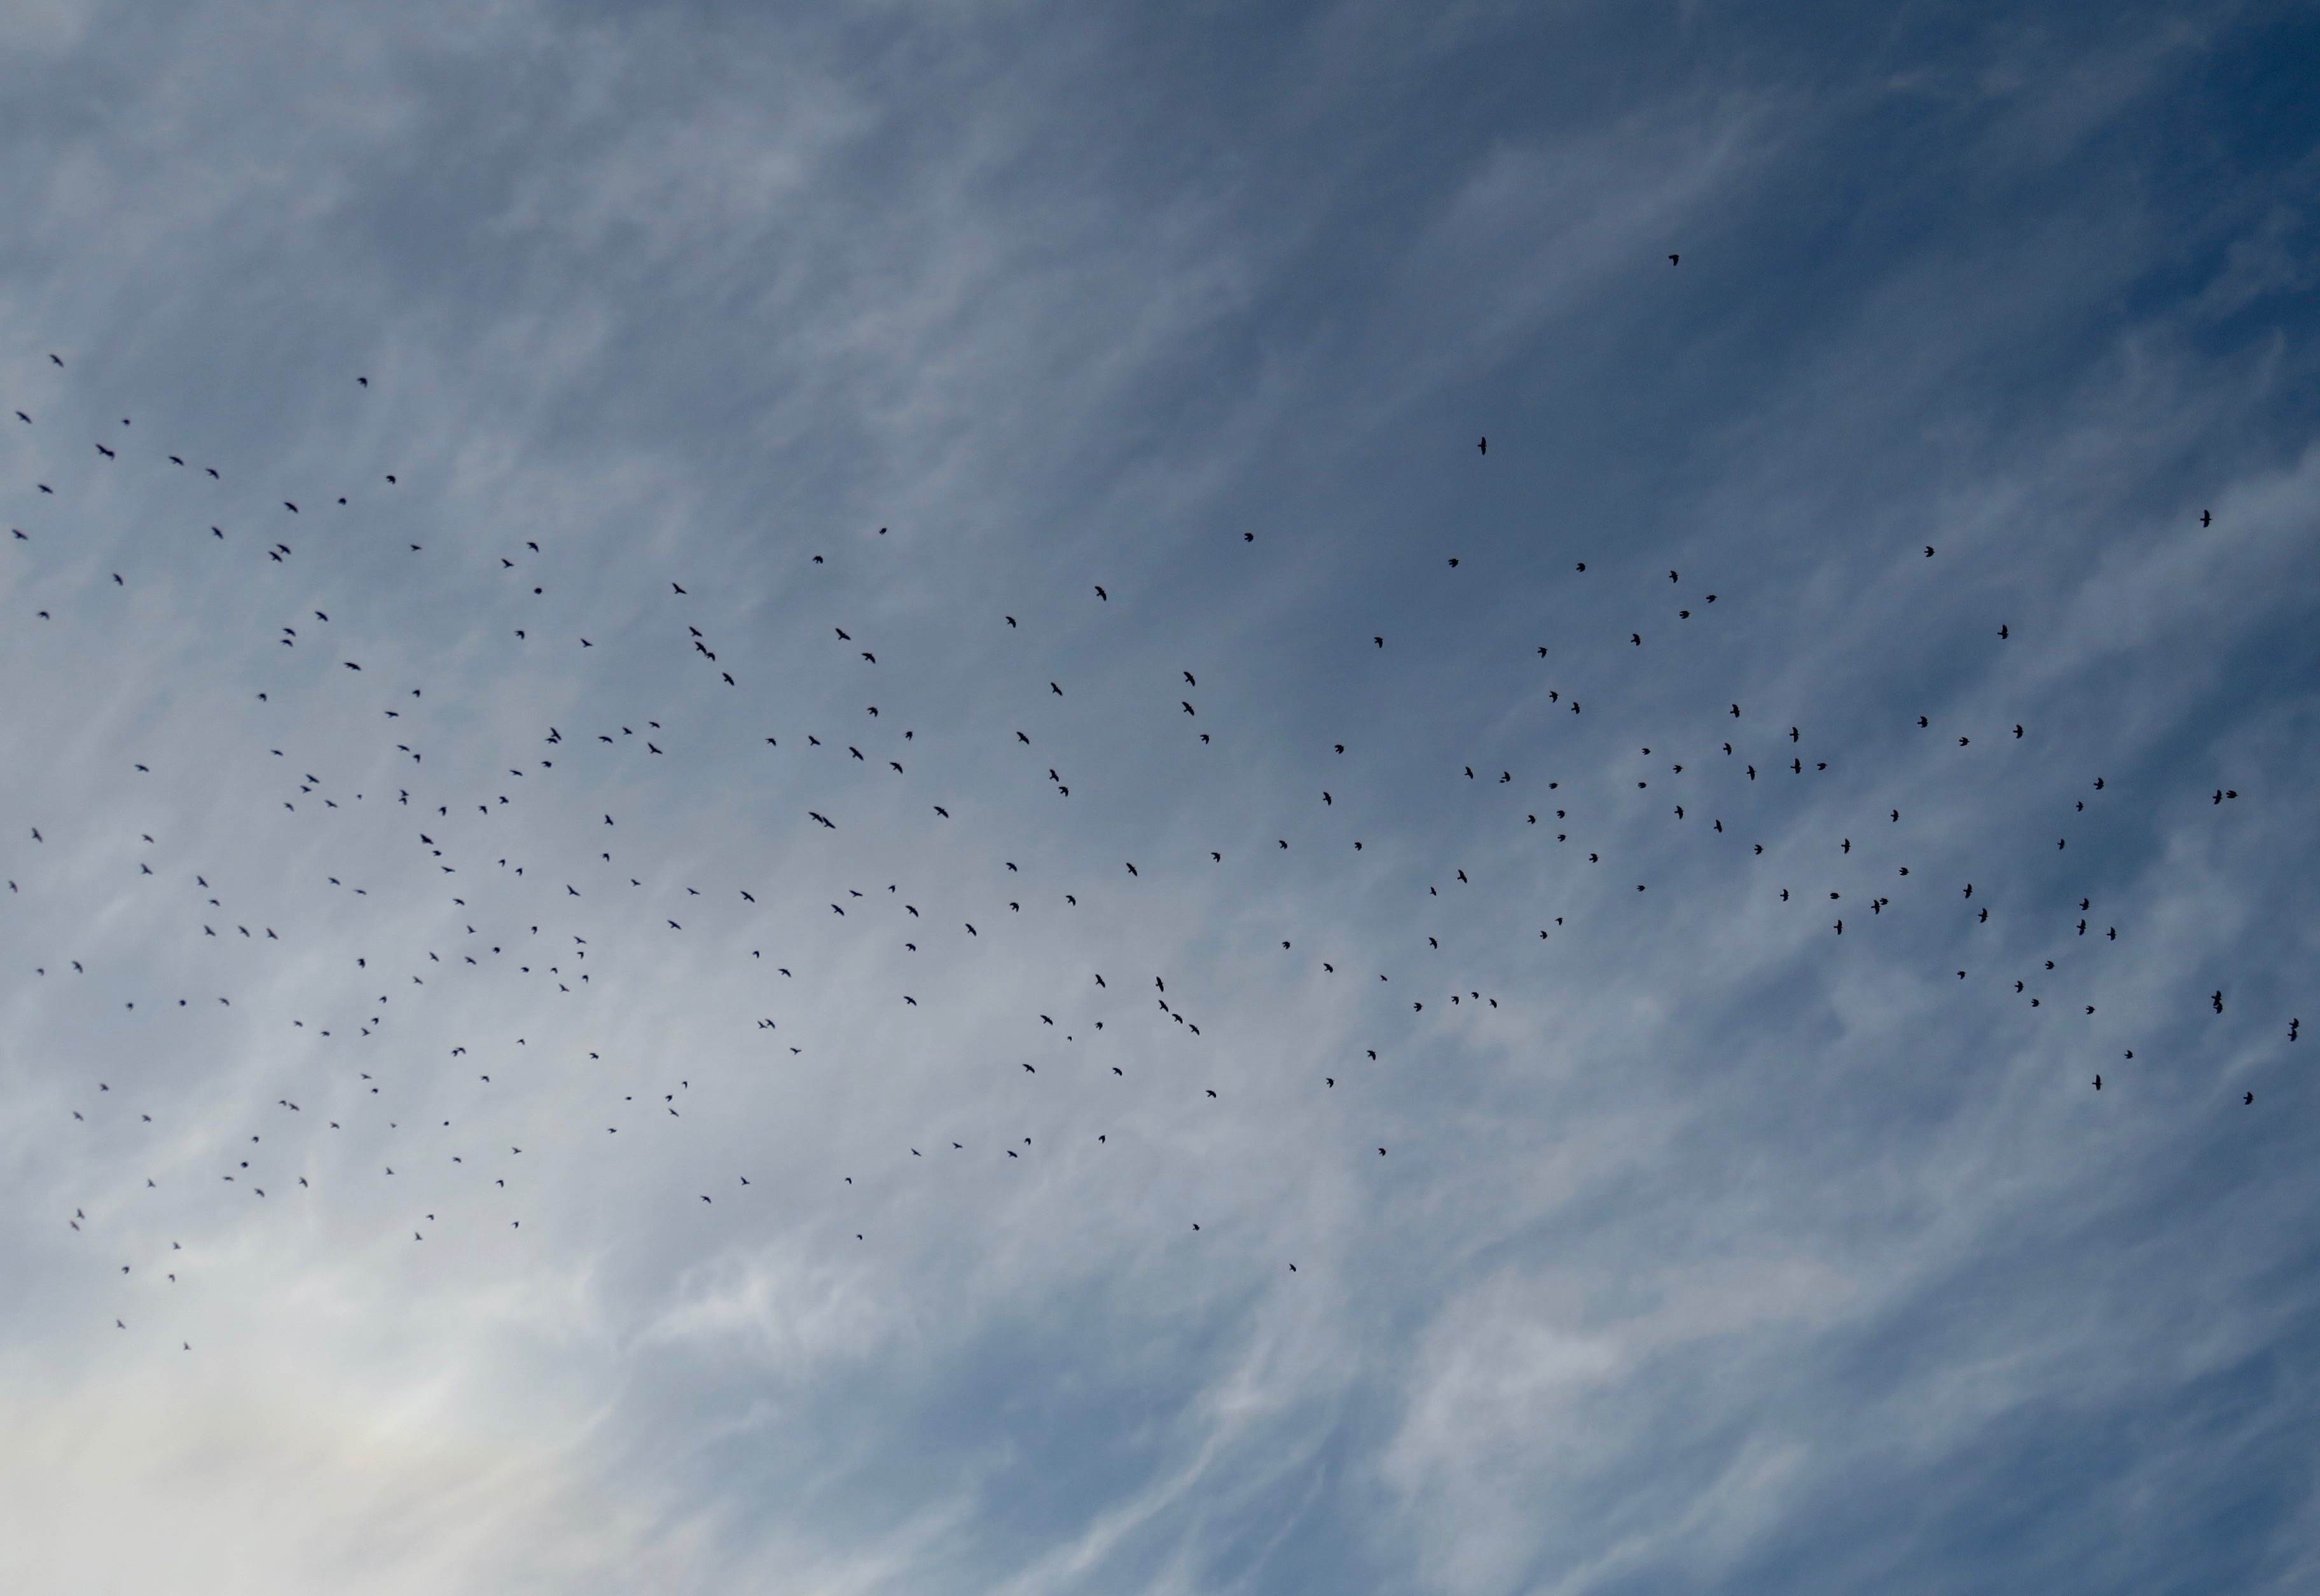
[2202,510,2212,527]
[1094,586,1108,600]
[1477,437,1486,455]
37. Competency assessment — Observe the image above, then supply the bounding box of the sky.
[3,1,2318,1591]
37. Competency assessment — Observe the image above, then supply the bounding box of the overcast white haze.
[5,1,2320,1591]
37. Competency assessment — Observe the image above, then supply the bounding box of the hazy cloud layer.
[3,3,2318,1592]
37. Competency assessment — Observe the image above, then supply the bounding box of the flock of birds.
[4,329,2295,1354]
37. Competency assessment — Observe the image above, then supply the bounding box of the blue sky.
[3,2,2318,1592]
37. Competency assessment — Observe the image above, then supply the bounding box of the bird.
[1477,437,1486,454]
[1668,254,1678,265]
[2202,510,2212,526]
